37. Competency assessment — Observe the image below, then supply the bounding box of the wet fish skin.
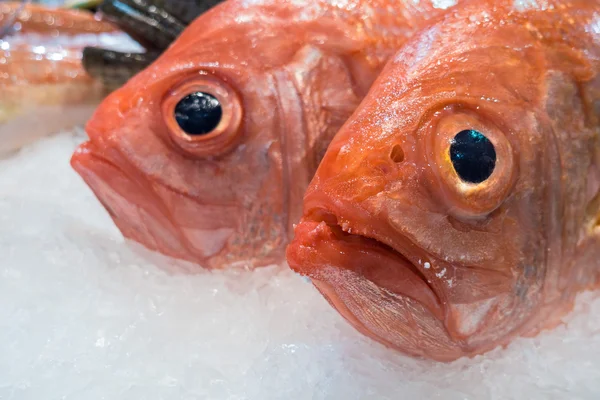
[70,0,454,269]
[286,0,600,361]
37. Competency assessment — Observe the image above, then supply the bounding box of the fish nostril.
[390,144,405,163]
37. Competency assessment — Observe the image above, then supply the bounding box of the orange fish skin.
[70,0,455,269]
[286,0,600,361]
[0,3,125,155]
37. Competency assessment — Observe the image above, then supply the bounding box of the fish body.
[0,2,139,156]
[287,0,600,361]
[71,0,456,269]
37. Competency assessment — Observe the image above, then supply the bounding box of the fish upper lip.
[297,203,444,320]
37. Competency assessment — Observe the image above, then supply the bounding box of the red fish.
[287,0,600,361]
[70,0,454,269]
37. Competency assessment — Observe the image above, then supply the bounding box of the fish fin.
[98,0,186,50]
[84,0,225,90]
[145,0,226,25]
[82,47,159,89]
[64,0,102,10]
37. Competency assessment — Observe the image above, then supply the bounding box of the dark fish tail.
[98,0,186,50]
[82,47,159,89]
[148,0,226,24]
[83,0,225,89]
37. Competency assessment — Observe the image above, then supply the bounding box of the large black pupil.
[174,92,222,135]
[450,129,496,183]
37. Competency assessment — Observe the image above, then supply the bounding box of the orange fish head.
[71,12,318,269]
[287,18,576,360]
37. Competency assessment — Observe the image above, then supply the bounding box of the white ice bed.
[0,130,599,399]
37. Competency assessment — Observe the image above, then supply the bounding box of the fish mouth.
[286,202,466,360]
[289,207,444,320]
[70,139,205,265]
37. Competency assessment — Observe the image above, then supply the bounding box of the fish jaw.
[289,215,444,317]
[286,176,525,361]
[287,196,472,361]
[71,137,239,269]
[287,220,468,361]
[70,141,197,261]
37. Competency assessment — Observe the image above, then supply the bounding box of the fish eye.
[427,109,515,218]
[174,92,223,135]
[162,73,243,157]
[449,129,496,184]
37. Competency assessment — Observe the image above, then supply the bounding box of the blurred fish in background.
[0,0,143,156]
[0,0,224,157]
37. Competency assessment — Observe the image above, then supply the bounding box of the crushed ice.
[0,131,599,399]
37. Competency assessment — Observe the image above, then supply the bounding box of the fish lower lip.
[288,208,443,320]
[70,141,186,258]
[71,141,237,267]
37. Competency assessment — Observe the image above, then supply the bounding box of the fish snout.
[71,139,243,268]
[70,141,196,263]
